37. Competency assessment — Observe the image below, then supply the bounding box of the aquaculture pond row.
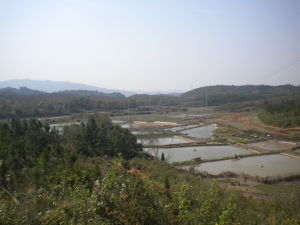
[143,145,252,163]
[138,137,191,145]
[182,154,300,177]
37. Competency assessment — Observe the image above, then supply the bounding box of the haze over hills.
[0,79,135,96]
[0,87,126,98]
[1,83,300,100]
[0,79,185,96]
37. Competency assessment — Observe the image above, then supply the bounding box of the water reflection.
[181,125,216,138]
[144,145,251,162]
[185,154,300,177]
[138,137,190,145]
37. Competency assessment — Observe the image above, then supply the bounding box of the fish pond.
[180,125,216,139]
[168,114,209,118]
[120,123,130,128]
[185,154,300,177]
[112,120,126,124]
[49,122,83,132]
[138,137,191,145]
[164,124,200,132]
[294,149,300,153]
[144,145,252,163]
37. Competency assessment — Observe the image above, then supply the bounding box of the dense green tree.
[259,97,300,127]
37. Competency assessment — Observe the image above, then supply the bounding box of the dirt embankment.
[213,112,300,140]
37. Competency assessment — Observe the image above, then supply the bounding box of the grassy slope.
[255,183,299,194]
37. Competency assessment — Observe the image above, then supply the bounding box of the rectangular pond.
[180,125,216,139]
[185,154,300,177]
[164,124,200,132]
[49,121,82,127]
[120,123,130,128]
[131,131,149,135]
[138,137,191,146]
[49,122,83,132]
[112,120,125,124]
[168,114,209,118]
[144,145,252,162]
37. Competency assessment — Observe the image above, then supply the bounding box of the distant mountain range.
[0,79,135,96]
[1,80,299,102]
[0,79,184,96]
[0,87,127,98]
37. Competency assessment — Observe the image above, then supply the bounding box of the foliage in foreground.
[0,117,300,224]
[1,157,300,225]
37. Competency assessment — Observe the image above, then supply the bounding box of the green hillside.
[180,85,300,106]
[0,116,299,224]
[1,85,300,119]
[259,96,300,127]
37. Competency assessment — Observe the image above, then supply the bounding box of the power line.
[260,56,300,83]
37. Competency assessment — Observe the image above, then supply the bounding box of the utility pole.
[205,86,208,109]
[127,99,130,122]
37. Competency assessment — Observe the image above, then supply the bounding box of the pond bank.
[172,151,278,166]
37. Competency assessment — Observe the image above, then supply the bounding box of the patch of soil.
[213,112,300,140]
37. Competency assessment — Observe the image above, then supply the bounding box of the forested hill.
[1,84,300,118]
[180,85,300,106]
[0,88,127,118]
[0,87,46,96]
[55,90,125,98]
[0,87,126,98]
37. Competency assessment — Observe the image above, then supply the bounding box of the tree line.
[259,96,300,128]
[1,85,300,119]
[0,115,141,190]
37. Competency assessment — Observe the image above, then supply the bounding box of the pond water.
[168,114,186,118]
[144,145,251,162]
[112,120,125,124]
[164,124,200,132]
[294,149,300,153]
[185,154,300,177]
[49,122,82,127]
[168,114,209,118]
[181,125,216,138]
[131,131,148,135]
[294,179,300,185]
[138,137,190,146]
[247,141,297,151]
[112,120,132,129]
[49,122,82,132]
[120,123,130,128]
[188,114,209,117]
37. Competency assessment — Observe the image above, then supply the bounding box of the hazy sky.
[0,0,299,91]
